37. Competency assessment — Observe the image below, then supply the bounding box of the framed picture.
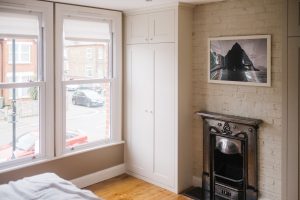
[208,35,271,86]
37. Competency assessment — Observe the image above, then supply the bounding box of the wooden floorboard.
[85,174,191,200]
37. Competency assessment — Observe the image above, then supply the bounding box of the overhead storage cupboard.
[124,4,193,193]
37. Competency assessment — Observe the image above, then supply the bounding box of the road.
[0,91,108,146]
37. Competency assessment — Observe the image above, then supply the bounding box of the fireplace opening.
[214,136,244,183]
[214,149,244,183]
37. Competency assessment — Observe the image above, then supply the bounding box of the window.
[62,18,112,151]
[8,42,32,64]
[55,4,122,155]
[0,1,54,169]
[0,1,120,170]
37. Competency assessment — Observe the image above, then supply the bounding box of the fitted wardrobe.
[124,4,193,193]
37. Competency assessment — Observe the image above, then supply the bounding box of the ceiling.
[49,0,224,11]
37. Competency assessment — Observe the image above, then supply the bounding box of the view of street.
[0,90,109,148]
[0,100,39,147]
[66,90,109,143]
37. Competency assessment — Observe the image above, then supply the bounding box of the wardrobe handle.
[144,110,153,114]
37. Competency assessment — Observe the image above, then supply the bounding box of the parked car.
[72,89,104,107]
[0,130,88,161]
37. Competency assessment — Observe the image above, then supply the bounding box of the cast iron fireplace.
[197,112,262,200]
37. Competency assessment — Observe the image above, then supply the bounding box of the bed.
[0,173,101,200]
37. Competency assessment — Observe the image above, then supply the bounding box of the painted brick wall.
[192,0,283,199]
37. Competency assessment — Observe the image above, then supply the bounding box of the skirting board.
[192,176,202,187]
[71,164,125,188]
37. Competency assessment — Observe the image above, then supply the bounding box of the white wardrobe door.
[153,43,175,187]
[149,10,175,43]
[127,44,154,176]
[126,14,149,44]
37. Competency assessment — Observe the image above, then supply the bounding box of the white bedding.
[0,173,101,200]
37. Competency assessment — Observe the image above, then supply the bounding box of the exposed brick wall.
[192,0,283,199]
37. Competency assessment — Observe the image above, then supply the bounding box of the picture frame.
[208,35,271,87]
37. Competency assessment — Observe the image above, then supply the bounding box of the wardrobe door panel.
[127,44,154,176]
[126,14,149,44]
[149,10,175,43]
[153,43,175,187]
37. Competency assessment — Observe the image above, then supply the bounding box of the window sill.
[0,141,125,174]
[58,140,125,159]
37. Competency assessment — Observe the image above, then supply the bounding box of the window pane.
[0,10,40,83]
[63,18,111,80]
[1,38,38,83]
[63,40,110,80]
[0,87,40,163]
[65,83,111,149]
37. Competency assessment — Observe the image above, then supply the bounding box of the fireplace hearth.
[197,112,262,200]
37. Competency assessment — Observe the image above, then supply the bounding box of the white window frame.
[7,72,34,99]
[0,0,54,170]
[55,4,122,156]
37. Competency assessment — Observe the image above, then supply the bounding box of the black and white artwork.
[209,35,271,86]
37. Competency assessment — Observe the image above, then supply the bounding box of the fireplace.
[198,112,262,200]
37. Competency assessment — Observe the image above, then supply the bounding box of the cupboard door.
[149,10,175,43]
[127,44,154,176]
[288,0,300,36]
[287,38,300,200]
[126,14,149,44]
[153,43,175,187]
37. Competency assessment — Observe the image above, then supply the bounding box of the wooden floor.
[86,174,191,200]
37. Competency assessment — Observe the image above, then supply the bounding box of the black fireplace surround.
[197,112,262,200]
